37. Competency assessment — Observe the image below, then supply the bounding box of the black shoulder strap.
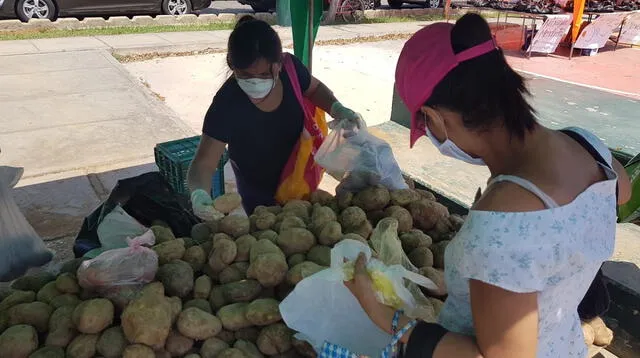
[560,129,618,201]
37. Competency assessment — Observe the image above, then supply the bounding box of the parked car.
[388,0,442,8]
[0,0,212,22]
[238,0,274,12]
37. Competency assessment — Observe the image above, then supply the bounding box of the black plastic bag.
[73,172,200,258]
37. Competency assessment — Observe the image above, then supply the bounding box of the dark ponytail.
[227,15,282,70]
[425,13,536,140]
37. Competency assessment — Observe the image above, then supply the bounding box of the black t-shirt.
[202,54,311,193]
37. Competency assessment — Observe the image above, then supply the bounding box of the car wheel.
[16,0,56,22]
[426,0,442,8]
[388,0,403,9]
[162,0,192,15]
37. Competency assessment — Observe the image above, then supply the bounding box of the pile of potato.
[0,183,612,357]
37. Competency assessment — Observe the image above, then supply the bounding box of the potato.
[66,334,99,358]
[400,230,432,253]
[0,324,38,357]
[341,233,366,243]
[336,191,353,210]
[429,218,454,242]
[309,206,337,236]
[96,326,127,358]
[282,200,311,221]
[184,299,213,314]
[408,247,434,268]
[121,284,172,348]
[339,206,367,229]
[157,260,195,298]
[217,329,236,344]
[28,346,65,358]
[60,259,88,276]
[306,246,331,267]
[122,344,155,358]
[50,294,81,309]
[419,267,446,296]
[177,307,223,340]
[217,303,252,331]
[277,229,316,256]
[256,323,293,355]
[448,214,465,232]
[154,239,187,265]
[278,216,307,233]
[428,297,445,316]
[166,330,195,357]
[186,354,204,358]
[287,262,325,285]
[10,272,56,292]
[354,186,391,211]
[55,273,80,294]
[214,193,243,214]
[220,215,251,238]
[0,290,35,311]
[246,298,281,326]
[430,240,450,269]
[255,230,279,243]
[408,200,449,232]
[235,339,264,358]
[318,221,343,246]
[209,239,238,273]
[168,296,183,324]
[214,233,234,244]
[201,337,230,358]
[292,337,316,358]
[217,348,246,358]
[37,281,62,304]
[309,190,334,206]
[47,305,76,347]
[416,189,437,201]
[367,210,386,226]
[236,235,258,262]
[195,275,214,299]
[588,317,613,346]
[235,327,260,343]
[254,205,283,216]
[201,241,215,257]
[209,286,228,311]
[345,220,373,240]
[247,240,288,288]
[152,225,176,244]
[582,321,595,346]
[192,223,213,244]
[223,280,262,303]
[220,262,250,284]
[6,301,52,333]
[384,206,413,233]
[72,298,114,334]
[250,212,277,231]
[390,189,421,207]
[46,325,77,348]
[287,254,306,267]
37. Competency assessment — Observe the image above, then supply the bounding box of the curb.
[0,8,464,32]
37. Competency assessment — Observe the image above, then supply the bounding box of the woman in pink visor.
[345,13,631,358]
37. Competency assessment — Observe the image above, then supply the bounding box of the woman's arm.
[304,77,338,114]
[612,157,632,205]
[187,134,226,194]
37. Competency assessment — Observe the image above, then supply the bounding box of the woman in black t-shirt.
[187,15,357,219]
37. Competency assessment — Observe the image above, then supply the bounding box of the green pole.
[290,0,323,70]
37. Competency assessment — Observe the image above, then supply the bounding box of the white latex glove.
[190,189,224,222]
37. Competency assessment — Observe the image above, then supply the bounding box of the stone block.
[218,13,236,23]
[176,14,198,25]
[196,14,219,25]
[0,19,24,31]
[155,14,179,26]
[105,16,132,28]
[132,15,155,26]
[26,18,54,30]
[53,17,82,30]
[81,17,107,28]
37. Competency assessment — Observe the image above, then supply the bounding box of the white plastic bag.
[279,239,436,356]
[315,117,408,193]
[77,229,158,291]
[0,166,53,282]
[97,205,148,250]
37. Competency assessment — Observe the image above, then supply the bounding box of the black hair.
[425,13,537,140]
[226,15,283,70]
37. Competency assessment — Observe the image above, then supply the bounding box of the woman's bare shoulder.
[474,180,547,213]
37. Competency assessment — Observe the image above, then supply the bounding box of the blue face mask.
[424,114,485,166]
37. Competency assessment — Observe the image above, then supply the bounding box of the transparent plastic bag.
[279,239,436,356]
[97,205,148,250]
[77,230,158,291]
[315,117,408,193]
[0,166,53,282]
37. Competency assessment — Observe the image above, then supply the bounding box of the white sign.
[619,12,640,45]
[529,14,573,54]
[574,13,629,49]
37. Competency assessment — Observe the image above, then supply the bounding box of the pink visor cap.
[395,22,498,148]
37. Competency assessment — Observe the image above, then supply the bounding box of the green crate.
[154,136,228,198]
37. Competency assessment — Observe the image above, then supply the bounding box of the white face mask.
[236,77,275,100]
[425,121,485,166]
